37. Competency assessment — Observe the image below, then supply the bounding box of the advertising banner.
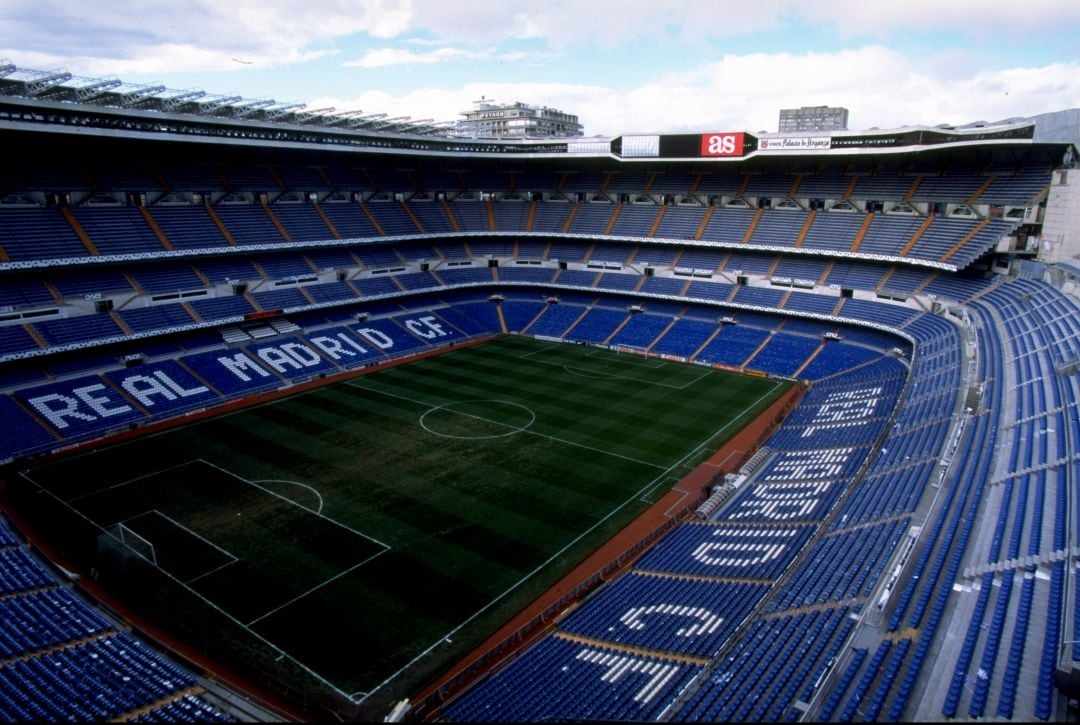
[700,132,745,157]
[758,136,832,152]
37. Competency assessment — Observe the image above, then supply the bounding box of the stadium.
[0,58,1078,724]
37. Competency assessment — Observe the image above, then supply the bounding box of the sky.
[2,0,1079,137]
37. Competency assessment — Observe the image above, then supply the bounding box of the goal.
[107,522,158,566]
[614,344,651,359]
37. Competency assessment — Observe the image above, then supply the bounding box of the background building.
[456,98,583,139]
[778,104,850,132]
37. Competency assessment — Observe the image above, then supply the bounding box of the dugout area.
[3,336,791,719]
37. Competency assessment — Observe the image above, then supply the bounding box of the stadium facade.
[0,63,1079,722]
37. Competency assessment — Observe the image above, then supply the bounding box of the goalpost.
[106,522,158,566]
[614,344,651,359]
[97,510,243,586]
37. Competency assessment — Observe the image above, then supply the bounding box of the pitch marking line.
[148,509,241,563]
[674,380,783,469]
[585,347,667,369]
[627,380,783,520]
[347,381,667,470]
[246,551,387,627]
[250,479,325,515]
[355,379,784,704]
[64,460,202,504]
[197,459,391,552]
[558,364,713,390]
[516,342,712,390]
[193,459,393,628]
[639,477,679,504]
[16,468,358,703]
[186,559,241,585]
[418,400,536,440]
[110,509,243,583]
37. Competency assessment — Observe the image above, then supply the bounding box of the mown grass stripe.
[21,335,791,707]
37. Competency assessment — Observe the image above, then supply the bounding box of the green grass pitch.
[18,335,791,714]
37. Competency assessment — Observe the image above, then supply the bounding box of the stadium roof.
[0,61,1073,165]
[0,60,453,136]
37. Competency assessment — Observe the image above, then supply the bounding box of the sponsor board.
[699,132,745,157]
[758,136,832,152]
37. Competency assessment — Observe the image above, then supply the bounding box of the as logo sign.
[700,132,744,157]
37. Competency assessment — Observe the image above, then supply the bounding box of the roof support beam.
[24,70,72,96]
[294,107,335,122]
[74,77,122,102]
[162,89,206,111]
[347,113,388,128]
[322,110,366,126]
[198,95,242,114]
[0,62,459,138]
[231,98,275,117]
[368,116,410,131]
[119,84,165,107]
[265,102,305,120]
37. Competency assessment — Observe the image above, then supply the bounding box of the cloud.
[1,45,338,79]
[312,49,1080,136]
[345,46,488,69]
[811,0,1080,38]
[343,45,554,69]
[2,0,1076,81]
[403,0,1080,47]
[0,1,1076,139]
[0,0,412,74]
[404,0,791,46]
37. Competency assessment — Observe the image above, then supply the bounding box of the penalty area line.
[639,477,679,504]
[250,479,325,515]
[148,509,240,563]
[15,469,359,703]
[197,459,391,552]
[62,460,205,504]
[245,549,387,627]
[185,559,239,585]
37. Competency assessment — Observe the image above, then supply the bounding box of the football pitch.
[16,336,791,715]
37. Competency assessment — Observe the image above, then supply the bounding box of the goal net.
[107,522,158,566]
[614,344,651,358]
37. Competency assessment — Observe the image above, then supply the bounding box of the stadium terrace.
[0,63,1079,722]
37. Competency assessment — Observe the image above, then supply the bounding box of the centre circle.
[419,400,536,440]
